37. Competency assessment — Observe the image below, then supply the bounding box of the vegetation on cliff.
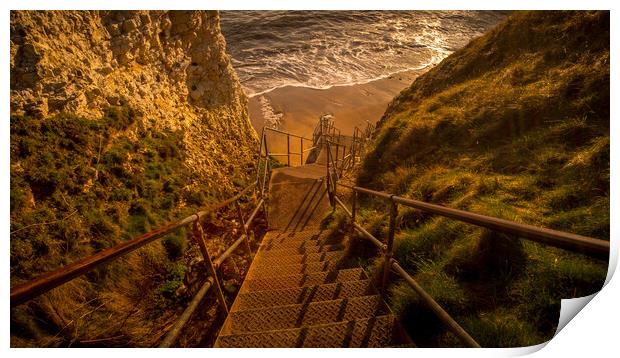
[11,106,262,346]
[351,11,609,347]
[10,104,258,347]
[10,10,259,347]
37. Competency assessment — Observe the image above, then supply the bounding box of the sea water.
[220,11,506,97]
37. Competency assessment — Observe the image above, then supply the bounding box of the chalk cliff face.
[10,10,256,193]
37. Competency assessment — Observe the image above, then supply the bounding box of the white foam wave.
[246,58,443,98]
[257,95,283,129]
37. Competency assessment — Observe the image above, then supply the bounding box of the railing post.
[287,134,291,167]
[326,143,334,208]
[192,221,228,314]
[260,136,270,198]
[351,129,357,167]
[332,157,338,202]
[326,144,330,201]
[335,144,339,171]
[382,197,398,295]
[351,190,358,235]
[261,136,269,198]
[235,200,252,256]
[256,128,265,187]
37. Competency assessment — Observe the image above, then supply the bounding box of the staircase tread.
[235,279,375,310]
[255,244,344,257]
[258,239,341,251]
[259,237,341,250]
[253,250,345,267]
[247,259,342,279]
[261,234,334,245]
[215,315,396,348]
[263,229,332,239]
[241,268,365,292]
[228,295,386,333]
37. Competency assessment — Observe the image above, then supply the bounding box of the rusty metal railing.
[313,114,341,147]
[10,181,264,348]
[324,129,609,348]
[256,127,315,200]
[340,184,609,258]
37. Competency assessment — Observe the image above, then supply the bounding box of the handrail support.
[382,197,398,295]
[192,221,228,314]
[234,200,252,256]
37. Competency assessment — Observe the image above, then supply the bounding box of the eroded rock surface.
[10,10,257,195]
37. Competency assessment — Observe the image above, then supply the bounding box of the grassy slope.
[10,105,255,346]
[355,11,609,347]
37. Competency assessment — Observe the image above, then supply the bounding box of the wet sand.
[248,68,430,141]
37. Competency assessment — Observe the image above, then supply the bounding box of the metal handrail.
[334,190,479,347]
[350,186,609,258]
[264,127,312,141]
[245,198,265,231]
[323,121,482,346]
[11,181,264,348]
[157,190,265,347]
[10,182,257,308]
[302,146,317,153]
[326,139,351,174]
[332,184,608,346]
[260,127,312,170]
[159,277,214,347]
[11,215,193,307]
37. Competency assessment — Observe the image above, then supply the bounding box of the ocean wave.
[221,11,506,97]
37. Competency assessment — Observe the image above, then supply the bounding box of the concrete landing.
[313,136,353,166]
[267,163,330,231]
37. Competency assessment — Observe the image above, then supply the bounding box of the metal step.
[259,235,341,251]
[241,268,365,292]
[255,244,344,258]
[228,295,386,333]
[235,279,375,310]
[215,315,396,348]
[262,229,332,243]
[253,250,345,268]
[247,259,340,279]
[258,238,341,252]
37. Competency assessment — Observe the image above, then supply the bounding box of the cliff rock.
[10,10,257,194]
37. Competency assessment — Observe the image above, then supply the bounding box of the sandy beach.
[248,68,430,141]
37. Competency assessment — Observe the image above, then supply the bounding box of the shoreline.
[245,63,440,99]
[247,67,432,145]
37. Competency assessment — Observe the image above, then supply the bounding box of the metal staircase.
[214,118,410,347]
[215,229,409,347]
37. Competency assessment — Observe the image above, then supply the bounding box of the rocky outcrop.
[10,10,257,194]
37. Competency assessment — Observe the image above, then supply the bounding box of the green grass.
[10,107,205,278]
[355,11,609,347]
[9,104,255,346]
